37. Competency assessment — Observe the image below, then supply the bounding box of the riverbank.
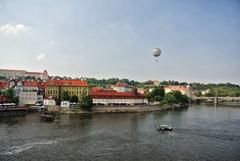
[59,105,173,114]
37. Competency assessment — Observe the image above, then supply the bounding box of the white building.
[61,101,70,108]
[43,99,56,106]
[164,85,192,97]
[0,69,49,80]
[111,83,133,92]
[19,91,43,105]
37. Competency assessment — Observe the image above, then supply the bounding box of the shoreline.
[59,105,173,114]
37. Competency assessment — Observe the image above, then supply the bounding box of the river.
[0,104,240,161]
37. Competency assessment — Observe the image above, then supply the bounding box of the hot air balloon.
[152,48,161,62]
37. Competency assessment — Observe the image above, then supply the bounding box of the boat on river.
[40,108,55,121]
[156,125,173,131]
[0,103,27,117]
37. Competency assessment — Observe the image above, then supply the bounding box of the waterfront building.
[0,69,49,80]
[45,80,91,100]
[111,83,133,92]
[91,88,148,105]
[61,101,70,108]
[19,91,43,105]
[43,99,56,106]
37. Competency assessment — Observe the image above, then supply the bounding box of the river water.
[0,104,239,161]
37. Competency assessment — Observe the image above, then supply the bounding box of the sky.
[0,0,239,84]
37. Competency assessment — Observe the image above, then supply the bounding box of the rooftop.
[47,80,90,87]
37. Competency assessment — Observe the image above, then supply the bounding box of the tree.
[80,95,93,111]
[164,91,189,105]
[150,86,165,102]
[70,95,79,103]
[5,88,14,100]
[164,93,177,104]
[62,91,70,101]
[12,96,19,105]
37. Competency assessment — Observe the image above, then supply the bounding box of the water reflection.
[0,105,240,161]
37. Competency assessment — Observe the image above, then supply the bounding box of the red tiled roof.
[0,81,8,89]
[47,80,89,87]
[164,85,188,91]
[23,81,47,88]
[91,90,146,99]
[92,87,115,92]
[23,81,39,87]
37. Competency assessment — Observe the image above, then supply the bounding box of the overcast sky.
[0,0,239,84]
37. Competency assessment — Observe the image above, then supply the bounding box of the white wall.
[19,91,38,105]
[93,98,148,105]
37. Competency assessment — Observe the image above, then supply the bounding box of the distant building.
[91,88,148,105]
[153,80,160,86]
[201,89,210,96]
[45,80,91,100]
[164,85,191,97]
[0,69,49,80]
[137,88,145,94]
[111,83,133,92]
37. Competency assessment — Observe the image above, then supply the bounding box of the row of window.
[20,93,37,96]
[47,90,88,95]
[48,86,88,90]
[20,97,37,101]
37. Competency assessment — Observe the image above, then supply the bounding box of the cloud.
[0,23,31,34]
[49,41,56,45]
[36,53,45,60]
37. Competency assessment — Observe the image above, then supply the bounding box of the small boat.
[40,109,55,122]
[40,113,55,121]
[156,125,173,131]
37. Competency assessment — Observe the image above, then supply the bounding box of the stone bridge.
[191,97,240,104]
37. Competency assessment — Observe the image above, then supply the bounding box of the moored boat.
[0,103,27,117]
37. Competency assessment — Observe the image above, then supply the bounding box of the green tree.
[150,86,165,102]
[164,93,177,104]
[5,88,14,100]
[80,95,93,111]
[70,95,79,103]
[164,91,189,105]
[12,96,19,105]
[62,91,70,101]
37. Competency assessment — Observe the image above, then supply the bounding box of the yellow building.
[45,80,91,100]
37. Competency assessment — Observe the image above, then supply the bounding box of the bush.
[80,95,93,111]
[160,100,168,105]
[70,95,79,103]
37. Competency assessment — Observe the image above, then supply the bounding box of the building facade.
[91,88,148,106]
[111,83,133,92]
[0,69,49,80]
[19,91,43,105]
[164,85,191,97]
[45,80,91,100]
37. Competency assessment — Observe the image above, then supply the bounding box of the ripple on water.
[1,140,58,155]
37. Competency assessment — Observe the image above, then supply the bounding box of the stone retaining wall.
[60,105,171,114]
